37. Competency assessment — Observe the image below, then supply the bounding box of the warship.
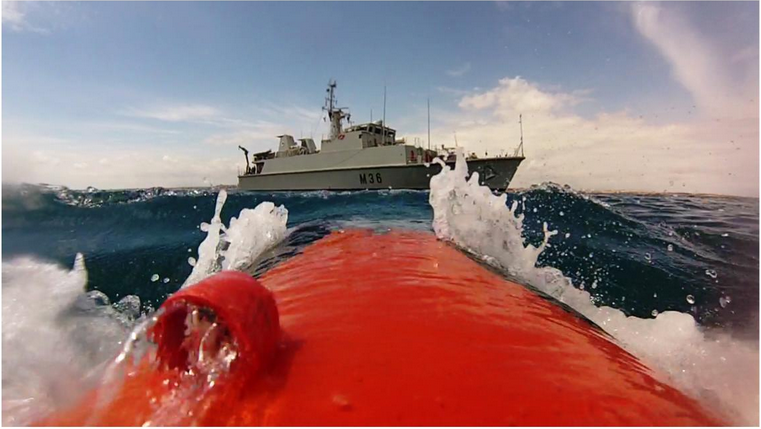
[237,81,524,191]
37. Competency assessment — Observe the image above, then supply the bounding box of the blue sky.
[2,1,759,195]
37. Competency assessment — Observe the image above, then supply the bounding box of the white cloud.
[436,86,471,97]
[205,122,284,146]
[2,1,24,26]
[446,62,472,77]
[120,100,324,138]
[459,77,587,114]
[631,3,757,120]
[254,103,323,123]
[2,1,51,34]
[405,76,758,197]
[122,104,221,123]
[204,103,328,150]
[2,95,330,188]
[86,121,182,135]
[3,137,241,189]
[731,46,758,64]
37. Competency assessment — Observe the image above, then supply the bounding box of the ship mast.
[518,114,525,157]
[323,79,349,140]
[427,98,431,151]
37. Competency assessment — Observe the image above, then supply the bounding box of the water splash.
[85,302,240,426]
[2,189,287,425]
[183,190,288,287]
[429,149,759,425]
[1,255,131,425]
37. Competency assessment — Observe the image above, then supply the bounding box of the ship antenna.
[322,79,346,140]
[427,98,431,151]
[382,84,387,144]
[518,114,525,157]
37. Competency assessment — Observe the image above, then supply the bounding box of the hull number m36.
[359,173,382,185]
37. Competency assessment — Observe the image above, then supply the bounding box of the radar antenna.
[322,79,349,140]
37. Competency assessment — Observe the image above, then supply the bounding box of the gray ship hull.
[237,157,523,191]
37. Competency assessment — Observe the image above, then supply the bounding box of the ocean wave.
[429,150,759,425]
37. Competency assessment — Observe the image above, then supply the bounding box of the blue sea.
[1,178,759,424]
[4,182,757,334]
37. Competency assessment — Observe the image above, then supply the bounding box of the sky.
[2,1,759,196]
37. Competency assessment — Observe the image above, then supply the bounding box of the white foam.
[183,190,228,287]
[2,190,288,425]
[183,190,288,287]
[429,149,759,425]
[1,255,130,425]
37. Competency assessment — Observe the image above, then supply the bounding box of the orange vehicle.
[40,230,721,426]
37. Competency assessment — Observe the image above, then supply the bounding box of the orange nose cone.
[39,229,723,426]
[152,270,280,376]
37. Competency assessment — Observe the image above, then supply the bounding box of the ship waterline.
[238,157,523,191]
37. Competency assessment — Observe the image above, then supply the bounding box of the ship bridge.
[322,121,397,153]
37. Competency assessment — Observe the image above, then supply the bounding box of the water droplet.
[591,282,597,290]
[667,244,674,252]
[332,394,353,411]
[705,269,717,279]
[651,309,659,317]
[559,211,565,216]
[721,233,728,237]
[187,248,192,253]
[644,253,652,262]
[188,257,197,267]
[150,274,159,282]
[653,292,657,298]
[686,294,695,304]
[564,233,571,238]
[588,253,594,258]
[163,277,170,284]
[719,295,731,308]
[532,208,537,213]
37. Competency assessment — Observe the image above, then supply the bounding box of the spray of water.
[1,255,131,425]
[2,191,288,425]
[429,149,759,425]
[84,192,288,424]
[183,190,288,287]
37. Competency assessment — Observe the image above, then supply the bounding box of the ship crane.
[238,145,251,174]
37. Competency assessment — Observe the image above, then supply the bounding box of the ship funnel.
[300,138,317,154]
[277,135,297,152]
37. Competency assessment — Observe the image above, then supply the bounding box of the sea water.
[2,158,758,424]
